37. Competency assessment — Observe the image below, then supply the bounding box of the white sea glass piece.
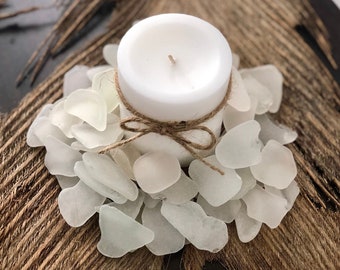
[142,204,185,255]
[243,76,273,114]
[227,67,251,112]
[240,65,283,113]
[49,100,82,138]
[70,141,102,152]
[110,144,141,180]
[97,205,154,258]
[197,195,241,223]
[71,115,123,149]
[232,168,257,200]
[256,114,298,145]
[86,65,111,80]
[74,161,128,204]
[189,156,242,206]
[235,203,262,243]
[232,53,240,69]
[133,152,181,194]
[58,181,105,227]
[63,65,91,97]
[37,103,54,117]
[27,116,71,147]
[107,191,144,218]
[243,185,288,228]
[103,44,119,67]
[82,152,138,201]
[27,104,53,146]
[151,171,198,204]
[44,136,81,176]
[144,193,161,209]
[223,96,257,131]
[250,140,297,189]
[92,68,120,112]
[64,89,107,131]
[215,120,262,169]
[265,181,300,211]
[55,175,79,189]
[161,201,228,252]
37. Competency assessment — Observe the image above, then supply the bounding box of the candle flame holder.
[27,44,299,258]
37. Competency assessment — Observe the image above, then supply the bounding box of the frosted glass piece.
[197,195,241,223]
[27,104,54,146]
[86,65,111,80]
[240,65,283,113]
[189,156,241,206]
[223,96,257,131]
[103,44,119,67]
[71,115,123,149]
[74,161,128,204]
[265,180,300,211]
[133,152,181,194]
[232,168,257,200]
[58,181,105,227]
[215,120,262,169]
[97,205,154,258]
[227,67,251,112]
[232,53,240,69]
[243,185,288,228]
[27,116,71,147]
[49,100,82,138]
[92,68,120,112]
[55,175,79,189]
[256,114,298,145]
[110,144,141,180]
[107,191,144,218]
[44,136,81,176]
[161,201,228,253]
[235,203,262,243]
[70,141,102,152]
[64,89,107,131]
[63,65,91,97]
[82,152,138,201]
[250,140,297,189]
[144,193,161,209]
[151,171,198,204]
[243,76,273,114]
[142,204,185,255]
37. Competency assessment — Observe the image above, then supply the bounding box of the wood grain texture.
[0,0,339,269]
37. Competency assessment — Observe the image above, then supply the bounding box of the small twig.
[50,0,104,55]
[16,0,81,85]
[0,5,53,20]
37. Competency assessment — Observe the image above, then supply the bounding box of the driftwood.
[0,0,339,269]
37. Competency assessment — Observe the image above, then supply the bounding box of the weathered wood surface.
[0,0,339,269]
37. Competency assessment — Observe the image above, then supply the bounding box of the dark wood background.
[0,0,339,269]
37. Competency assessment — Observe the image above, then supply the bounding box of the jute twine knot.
[100,70,232,175]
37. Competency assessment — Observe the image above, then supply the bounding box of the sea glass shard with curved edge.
[189,156,242,207]
[97,205,154,258]
[133,152,181,194]
[216,120,262,169]
[161,201,228,253]
[142,204,185,256]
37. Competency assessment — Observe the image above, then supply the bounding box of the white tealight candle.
[117,14,232,165]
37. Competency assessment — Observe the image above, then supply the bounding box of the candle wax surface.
[117,14,232,121]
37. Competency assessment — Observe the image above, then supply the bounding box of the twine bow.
[100,71,232,175]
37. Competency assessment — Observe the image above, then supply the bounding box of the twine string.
[100,70,232,175]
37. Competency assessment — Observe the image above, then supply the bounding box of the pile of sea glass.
[27,44,299,257]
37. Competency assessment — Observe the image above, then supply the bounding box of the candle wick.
[168,55,176,65]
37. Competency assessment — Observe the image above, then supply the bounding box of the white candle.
[117,14,232,165]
